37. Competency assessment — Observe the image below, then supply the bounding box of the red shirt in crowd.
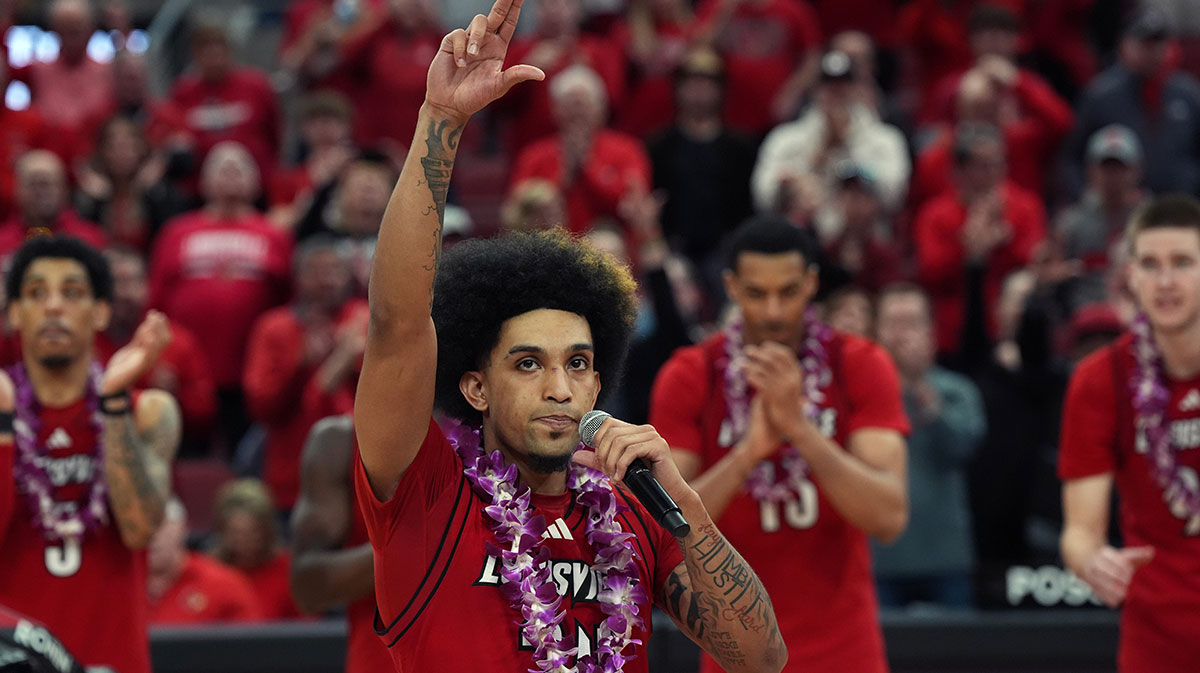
[0,211,108,272]
[610,18,692,139]
[243,301,366,509]
[509,129,651,233]
[0,396,152,673]
[500,36,627,154]
[913,182,1045,354]
[1060,334,1200,673]
[911,71,1075,206]
[97,320,217,440]
[148,210,293,389]
[693,0,822,136]
[149,553,264,625]
[332,18,442,150]
[169,68,282,183]
[346,438,393,673]
[354,418,683,673]
[650,331,909,673]
[241,551,302,620]
[14,58,113,139]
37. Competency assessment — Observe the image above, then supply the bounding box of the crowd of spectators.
[1,0,1196,620]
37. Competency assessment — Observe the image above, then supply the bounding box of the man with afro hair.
[350,1,786,672]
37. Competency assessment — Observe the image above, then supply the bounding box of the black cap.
[819,50,855,82]
[1124,6,1171,41]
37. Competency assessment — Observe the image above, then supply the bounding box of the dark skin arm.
[289,415,374,614]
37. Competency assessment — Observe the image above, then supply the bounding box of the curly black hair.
[432,229,638,424]
[6,235,113,303]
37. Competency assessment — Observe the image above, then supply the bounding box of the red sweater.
[509,129,651,233]
[149,554,263,625]
[241,551,302,620]
[914,182,1045,354]
[243,301,365,508]
[148,210,292,388]
[170,68,282,182]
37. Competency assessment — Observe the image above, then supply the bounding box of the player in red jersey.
[352,2,786,671]
[1060,195,1200,672]
[0,235,180,673]
[290,415,395,673]
[651,216,910,673]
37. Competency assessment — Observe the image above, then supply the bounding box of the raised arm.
[289,416,373,614]
[100,312,181,550]
[354,0,544,500]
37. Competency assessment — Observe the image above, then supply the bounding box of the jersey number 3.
[45,538,82,577]
[759,478,819,532]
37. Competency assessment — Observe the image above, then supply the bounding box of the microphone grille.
[578,410,611,448]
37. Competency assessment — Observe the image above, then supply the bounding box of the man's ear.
[802,265,820,303]
[92,300,112,332]
[722,269,739,303]
[6,301,19,332]
[459,371,488,413]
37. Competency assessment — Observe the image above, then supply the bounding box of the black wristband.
[99,390,132,416]
[0,412,12,432]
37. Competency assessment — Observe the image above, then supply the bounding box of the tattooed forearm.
[103,397,180,549]
[418,119,462,273]
[658,522,787,673]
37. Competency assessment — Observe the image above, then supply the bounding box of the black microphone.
[579,410,691,538]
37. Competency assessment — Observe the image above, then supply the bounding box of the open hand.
[101,311,172,395]
[425,0,545,125]
[1080,545,1154,607]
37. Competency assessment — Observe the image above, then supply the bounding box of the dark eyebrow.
[506,343,594,357]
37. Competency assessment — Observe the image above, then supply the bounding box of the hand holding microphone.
[576,410,691,538]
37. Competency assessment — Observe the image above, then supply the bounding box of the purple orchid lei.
[724,307,833,503]
[9,361,107,542]
[1129,314,1200,516]
[446,420,648,673]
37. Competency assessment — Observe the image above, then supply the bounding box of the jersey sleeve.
[1059,347,1119,479]
[650,346,713,457]
[840,337,911,436]
[353,417,461,549]
[651,514,685,592]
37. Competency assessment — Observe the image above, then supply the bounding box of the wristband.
[100,390,132,416]
[0,411,11,432]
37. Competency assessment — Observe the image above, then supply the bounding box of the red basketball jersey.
[0,397,151,673]
[346,440,397,673]
[354,419,683,673]
[651,331,910,673]
[1060,333,1200,672]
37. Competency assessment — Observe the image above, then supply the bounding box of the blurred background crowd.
[0,0,1193,623]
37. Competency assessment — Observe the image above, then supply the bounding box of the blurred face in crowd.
[9,258,110,370]
[201,143,260,205]
[295,246,351,313]
[16,151,68,224]
[552,83,606,137]
[336,162,392,237]
[105,250,148,330]
[970,27,1018,60]
[831,31,875,81]
[51,0,95,62]
[193,33,234,82]
[725,251,817,350]
[876,290,936,380]
[301,112,352,150]
[837,181,880,232]
[956,71,1000,124]
[1089,158,1141,203]
[675,72,723,120]
[956,137,1006,197]
[1129,226,1200,335]
[99,118,147,182]
[216,509,272,569]
[112,53,149,106]
[826,289,872,337]
[1120,36,1170,77]
[538,0,580,36]
[584,227,629,265]
[503,180,566,233]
